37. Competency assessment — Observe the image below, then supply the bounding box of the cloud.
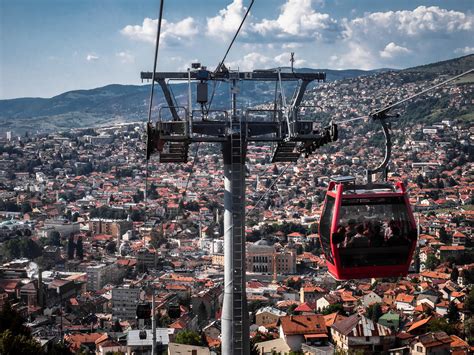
[116,51,135,64]
[379,42,411,59]
[228,52,272,71]
[207,0,249,39]
[86,54,99,62]
[251,0,342,42]
[454,46,474,55]
[346,6,472,37]
[334,6,473,68]
[121,17,198,45]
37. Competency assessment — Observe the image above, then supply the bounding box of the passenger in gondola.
[346,224,369,248]
[333,225,346,247]
[385,221,408,246]
[342,219,357,247]
[369,222,384,247]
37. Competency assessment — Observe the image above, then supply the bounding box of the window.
[319,196,335,263]
[417,346,423,352]
[336,196,416,268]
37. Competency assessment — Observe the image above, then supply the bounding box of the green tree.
[425,254,440,270]
[0,330,43,355]
[447,301,460,324]
[174,330,202,346]
[428,318,457,335]
[450,267,459,283]
[0,302,30,336]
[75,236,84,260]
[367,303,383,322]
[439,227,450,244]
[49,231,61,247]
[322,303,344,315]
[67,235,75,260]
[465,288,474,314]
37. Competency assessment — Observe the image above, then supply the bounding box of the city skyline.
[1,0,473,99]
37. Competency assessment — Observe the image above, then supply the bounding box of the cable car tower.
[143,65,337,354]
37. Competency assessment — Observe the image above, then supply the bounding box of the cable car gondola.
[318,113,417,280]
[319,177,417,280]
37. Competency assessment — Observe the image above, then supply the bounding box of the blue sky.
[1,0,473,99]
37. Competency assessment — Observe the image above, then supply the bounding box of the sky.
[1,0,473,99]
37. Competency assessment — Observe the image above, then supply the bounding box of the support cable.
[144,0,165,220]
[246,161,295,218]
[215,0,255,73]
[334,68,473,125]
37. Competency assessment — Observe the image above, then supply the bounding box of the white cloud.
[116,51,135,64]
[121,17,198,45]
[379,42,411,59]
[334,6,473,68]
[86,54,99,62]
[228,52,272,71]
[330,43,377,70]
[346,6,472,37]
[454,46,474,55]
[207,0,249,39]
[251,0,342,41]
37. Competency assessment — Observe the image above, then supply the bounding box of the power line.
[215,0,255,73]
[334,68,473,125]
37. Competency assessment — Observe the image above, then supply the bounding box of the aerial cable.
[144,0,165,222]
[215,0,255,73]
[246,160,295,218]
[334,68,473,125]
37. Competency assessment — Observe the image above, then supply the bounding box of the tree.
[367,303,383,322]
[67,235,75,260]
[450,267,459,283]
[428,318,457,335]
[464,288,474,314]
[425,254,440,271]
[322,303,344,315]
[76,236,84,260]
[0,301,30,336]
[49,231,61,247]
[0,330,43,355]
[105,241,117,254]
[174,330,202,346]
[439,227,450,244]
[447,301,460,324]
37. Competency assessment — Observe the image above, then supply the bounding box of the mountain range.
[0,54,472,134]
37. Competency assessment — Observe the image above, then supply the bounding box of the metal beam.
[141,70,325,82]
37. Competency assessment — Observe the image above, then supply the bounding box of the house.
[300,285,325,303]
[168,343,210,355]
[450,335,470,355]
[409,332,452,355]
[278,314,328,351]
[361,291,382,307]
[406,317,433,336]
[331,314,395,353]
[255,306,286,326]
[316,294,338,312]
[395,294,415,314]
[416,293,438,309]
[437,246,466,260]
[378,312,400,331]
[452,231,466,246]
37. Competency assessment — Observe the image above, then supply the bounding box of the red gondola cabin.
[319,176,417,280]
